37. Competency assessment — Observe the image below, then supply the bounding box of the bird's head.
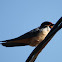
[39,21,54,29]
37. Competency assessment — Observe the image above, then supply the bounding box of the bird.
[0,21,54,47]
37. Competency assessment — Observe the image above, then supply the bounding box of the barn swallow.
[0,21,54,47]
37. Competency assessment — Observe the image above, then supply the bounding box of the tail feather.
[2,43,28,47]
[0,41,6,42]
[0,38,31,47]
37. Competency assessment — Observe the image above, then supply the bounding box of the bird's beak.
[50,24,54,28]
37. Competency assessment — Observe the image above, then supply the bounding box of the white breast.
[41,26,51,35]
[38,26,51,40]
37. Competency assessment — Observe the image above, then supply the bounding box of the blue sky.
[0,0,62,62]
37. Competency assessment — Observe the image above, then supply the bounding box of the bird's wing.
[1,27,40,47]
[18,27,40,39]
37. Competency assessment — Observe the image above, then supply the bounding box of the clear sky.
[0,0,62,62]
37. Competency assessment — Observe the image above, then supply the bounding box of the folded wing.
[0,27,40,47]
